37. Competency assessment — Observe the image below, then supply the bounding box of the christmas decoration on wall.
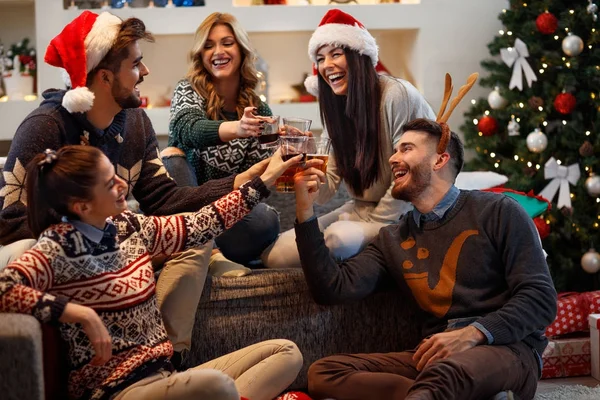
[581,248,600,274]
[478,116,498,136]
[526,128,548,152]
[539,157,580,209]
[554,92,577,114]
[585,174,600,197]
[587,0,598,22]
[508,115,520,136]
[562,33,584,57]
[500,38,537,90]
[579,141,594,157]
[536,11,558,34]
[528,96,544,110]
[488,86,508,109]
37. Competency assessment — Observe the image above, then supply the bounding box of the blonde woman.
[162,12,279,270]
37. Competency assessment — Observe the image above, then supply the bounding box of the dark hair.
[401,118,464,178]
[86,17,155,86]
[26,145,104,237]
[318,48,382,197]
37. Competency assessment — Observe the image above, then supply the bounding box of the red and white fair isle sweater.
[0,177,268,400]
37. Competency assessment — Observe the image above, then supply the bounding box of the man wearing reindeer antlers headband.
[293,73,557,399]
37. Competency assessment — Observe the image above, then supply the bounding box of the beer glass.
[275,135,309,193]
[282,117,311,136]
[306,137,331,174]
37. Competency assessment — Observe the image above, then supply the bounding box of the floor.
[536,376,600,394]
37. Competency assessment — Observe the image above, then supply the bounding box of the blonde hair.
[186,12,260,120]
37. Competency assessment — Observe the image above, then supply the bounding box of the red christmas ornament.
[536,12,558,35]
[477,116,498,136]
[533,217,551,240]
[553,92,577,115]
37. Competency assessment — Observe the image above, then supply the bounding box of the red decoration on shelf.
[554,92,577,115]
[533,216,551,239]
[477,116,498,136]
[536,12,559,35]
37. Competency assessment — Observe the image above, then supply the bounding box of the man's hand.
[234,158,271,189]
[60,302,113,365]
[294,162,326,223]
[412,326,486,371]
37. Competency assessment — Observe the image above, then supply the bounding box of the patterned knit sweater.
[0,177,269,400]
[168,79,272,185]
[0,89,237,245]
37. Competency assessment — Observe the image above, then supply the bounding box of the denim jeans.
[162,154,280,264]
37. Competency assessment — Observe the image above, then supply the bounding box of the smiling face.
[389,130,438,202]
[201,24,242,82]
[112,41,149,109]
[72,154,129,229]
[316,45,348,96]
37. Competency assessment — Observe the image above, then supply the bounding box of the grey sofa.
[0,268,422,399]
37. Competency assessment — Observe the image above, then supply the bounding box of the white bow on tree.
[538,157,580,209]
[500,38,538,91]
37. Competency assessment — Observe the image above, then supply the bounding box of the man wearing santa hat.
[0,10,266,366]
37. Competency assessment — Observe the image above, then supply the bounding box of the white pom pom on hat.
[44,11,122,113]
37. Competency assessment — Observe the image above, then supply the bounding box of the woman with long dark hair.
[262,9,435,268]
[0,145,307,400]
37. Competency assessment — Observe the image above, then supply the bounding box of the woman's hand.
[235,106,265,138]
[60,302,112,365]
[259,148,305,187]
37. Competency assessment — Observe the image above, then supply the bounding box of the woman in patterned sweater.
[0,145,308,400]
[162,12,280,272]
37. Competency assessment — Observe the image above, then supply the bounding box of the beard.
[391,160,431,202]
[112,78,142,109]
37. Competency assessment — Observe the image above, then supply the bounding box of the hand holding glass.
[257,115,280,149]
[275,135,309,193]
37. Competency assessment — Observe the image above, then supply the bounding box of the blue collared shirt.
[412,185,460,227]
[62,217,116,244]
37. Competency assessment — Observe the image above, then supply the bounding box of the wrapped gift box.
[541,335,591,379]
[546,291,600,338]
[590,314,600,381]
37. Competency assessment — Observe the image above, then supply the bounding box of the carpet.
[534,384,600,400]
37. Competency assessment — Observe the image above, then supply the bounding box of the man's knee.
[0,239,37,271]
[307,355,349,397]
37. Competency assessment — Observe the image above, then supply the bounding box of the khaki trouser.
[0,238,210,354]
[115,339,303,400]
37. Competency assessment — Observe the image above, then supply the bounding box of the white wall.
[0,3,35,50]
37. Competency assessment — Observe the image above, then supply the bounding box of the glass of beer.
[306,137,331,174]
[282,117,311,136]
[275,135,309,193]
[257,115,280,149]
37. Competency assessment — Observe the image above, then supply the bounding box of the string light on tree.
[526,128,548,152]
[562,32,584,56]
[581,248,600,274]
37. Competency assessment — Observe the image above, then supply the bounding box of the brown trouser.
[308,341,539,400]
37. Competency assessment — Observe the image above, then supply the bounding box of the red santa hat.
[44,11,122,113]
[304,9,388,96]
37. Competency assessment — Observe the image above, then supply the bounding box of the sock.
[208,253,252,277]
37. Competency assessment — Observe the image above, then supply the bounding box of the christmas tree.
[460,0,600,291]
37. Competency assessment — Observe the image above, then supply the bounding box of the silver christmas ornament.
[588,1,598,22]
[585,174,600,197]
[526,128,548,153]
[488,87,508,110]
[562,33,584,57]
[581,248,600,274]
[508,116,520,136]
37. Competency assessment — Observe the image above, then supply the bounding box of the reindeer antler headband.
[435,72,479,154]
